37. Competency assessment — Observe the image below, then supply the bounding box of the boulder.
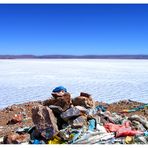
[48,105,63,114]
[68,115,87,128]
[3,133,30,144]
[75,106,88,113]
[42,92,73,111]
[72,92,95,108]
[61,107,82,121]
[32,105,59,139]
[48,105,66,130]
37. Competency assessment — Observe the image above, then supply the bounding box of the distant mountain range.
[1,55,148,59]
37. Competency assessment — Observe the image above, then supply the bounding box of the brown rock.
[3,133,30,144]
[51,90,65,98]
[32,105,59,138]
[42,92,73,111]
[7,114,22,125]
[80,92,91,98]
[73,92,95,108]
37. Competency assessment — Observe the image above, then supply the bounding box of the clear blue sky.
[0,4,148,55]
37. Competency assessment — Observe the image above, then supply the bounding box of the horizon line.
[1,54,148,59]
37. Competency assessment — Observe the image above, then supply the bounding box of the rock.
[144,109,148,115]
[51,86,68,98]
[48,105,67,130]
[72,92,94,108]
[32,105,59,139]
[42,92,73,111]
[48,105,63,114]
[68,116,87,128]
[128,115,148,129]
[75,106,88,113]
[61,107,82,121]
[51,91,65,98]
[5,105,18,112]
[7,114,22,125]
[3,133,30,144]
[80,92,91,98]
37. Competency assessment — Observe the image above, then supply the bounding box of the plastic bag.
[48,136,63,144]
[116,128,143,137]
[104,121,131,132]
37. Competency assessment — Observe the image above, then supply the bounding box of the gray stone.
[69,116,87,128]
[48,105,63,114]
[61,107,82,121]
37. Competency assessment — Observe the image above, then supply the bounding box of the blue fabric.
[144,131,148,136]
[52,86,67,93]
[88,119,96,132]
[96,105,107,112]
[33,139,41,144]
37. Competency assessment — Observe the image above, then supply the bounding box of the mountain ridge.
[1,54,148,59]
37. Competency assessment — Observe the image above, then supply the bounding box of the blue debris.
[96,105,107,112]
[88,119,96,132]
[32,139,42,144]
[52,86,67,93]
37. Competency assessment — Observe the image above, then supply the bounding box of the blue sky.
[0,4,148,55]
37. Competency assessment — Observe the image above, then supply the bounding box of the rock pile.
[0,86,148,144]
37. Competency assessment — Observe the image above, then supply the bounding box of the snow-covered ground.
[0,59,148,109]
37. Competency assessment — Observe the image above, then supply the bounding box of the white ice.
[0,59,148,109]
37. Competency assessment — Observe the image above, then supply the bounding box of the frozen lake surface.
[0,59,148,109]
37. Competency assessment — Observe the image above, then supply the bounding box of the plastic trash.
[134,135,148,144]
[69,129,83,144]
[40,127,54,140]
[96,124,107,133]
[116,128,143,137]
[52,86,67,93]
[47,136,63,144]
[16,127,31,134]
[104,122,131,132]
[96,105,107,112]
[129,115,148,129]
[125,136,135,144]
[32,139,42,144]
[144,131,148,136]
[88,119,96,132]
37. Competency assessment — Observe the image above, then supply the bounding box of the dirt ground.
[0,99,147,138]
